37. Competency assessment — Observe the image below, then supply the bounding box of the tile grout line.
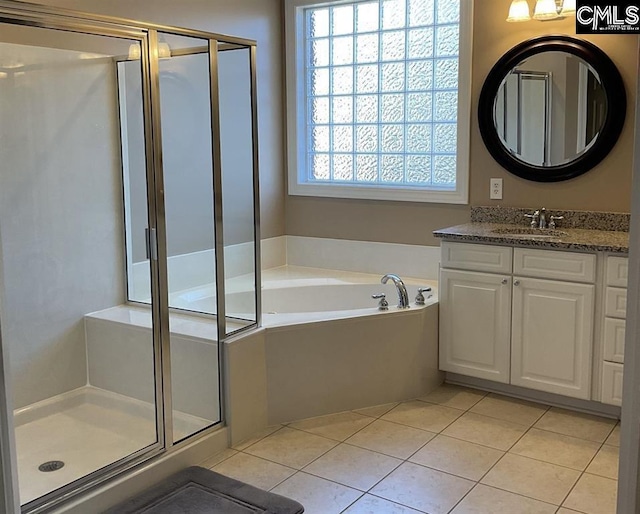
[202,449,238,469]
[362,392,493,514]
[556,422,619,509]
[444,404,552,512]
[231,425,286,452]
[469,409,577,507]
[466,481,568,510]
[289,395,483,513]
[362,491,431,513]
[444,417,541,514]
[225,391,616,513]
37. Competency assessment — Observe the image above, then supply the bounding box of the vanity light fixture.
[506,0,531,22]
[507,0,576,22]
[533,0,561,19]
[559,0,576,16]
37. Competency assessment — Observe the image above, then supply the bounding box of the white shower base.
[14,386,212,505]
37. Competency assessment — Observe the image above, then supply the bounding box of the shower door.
[0,20,163,512]
[0,3,261,512]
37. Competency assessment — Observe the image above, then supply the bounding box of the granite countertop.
[433,222,629,254]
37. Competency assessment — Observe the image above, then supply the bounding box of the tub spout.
[381,274,410,309]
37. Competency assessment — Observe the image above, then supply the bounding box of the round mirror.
[479,36,626,182]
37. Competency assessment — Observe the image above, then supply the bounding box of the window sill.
[288,181,469,204]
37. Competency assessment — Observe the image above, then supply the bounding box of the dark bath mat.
[103,466,304,514]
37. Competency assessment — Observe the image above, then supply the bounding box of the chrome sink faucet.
[524,208,565,229]
[538,208,547,229]
[524,207,559,229]
[381,274,410,309]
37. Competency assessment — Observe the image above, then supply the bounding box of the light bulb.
[533,0,560,20]
[560,0,576,16]
[128,44,141,60]
[507,0,531,22]
[158,42,171,59]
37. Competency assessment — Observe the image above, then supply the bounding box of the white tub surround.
[224,329,269,446]
[88,265,441,445]
[264,303,441,425]
[127,235,440,305]
[221,266,441,430]
[285,236,440,279]
[84,306,223,424]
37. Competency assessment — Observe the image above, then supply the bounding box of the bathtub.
[172,266,439,326]
[221,266,443,426]
[90,265,442,435]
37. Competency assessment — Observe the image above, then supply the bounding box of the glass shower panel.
[0,24,159,507]
[217,44,258,335]
[155,33,221,442]
[119,54,152,305]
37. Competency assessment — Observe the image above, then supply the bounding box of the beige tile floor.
[203,385,621,514]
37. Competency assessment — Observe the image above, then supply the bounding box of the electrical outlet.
[490,178,503,200]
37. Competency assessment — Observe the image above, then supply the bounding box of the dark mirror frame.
[478,35,626,182]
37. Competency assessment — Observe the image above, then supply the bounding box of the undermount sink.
[490,227,569,238]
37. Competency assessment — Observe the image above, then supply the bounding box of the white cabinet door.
[511,277,594,399]
[439,269,512,383]
[602,361,624,406]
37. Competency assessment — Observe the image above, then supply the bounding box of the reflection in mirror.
[493,52,606,167]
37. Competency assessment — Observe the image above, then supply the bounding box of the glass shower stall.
[0,1,260,512]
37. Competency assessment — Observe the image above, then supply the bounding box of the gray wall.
[160,53,216,253]
[219,47,256,246]
[122,53,217,262]
[124,46,256,263]
[287,2,639,245]
[120,60,149,263]
[27,0,637,250]
[0,44,125,409]
[30,0,286,242]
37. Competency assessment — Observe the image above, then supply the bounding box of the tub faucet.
[381,274,410,309]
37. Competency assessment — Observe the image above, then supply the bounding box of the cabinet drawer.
[603,318,626,363]
[441,242,512,274]
[513,248,595,283]
[605,287,628,319]
[602,361,624,407]
[606,256,629,287]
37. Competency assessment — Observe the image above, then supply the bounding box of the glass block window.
[304,0,461,189]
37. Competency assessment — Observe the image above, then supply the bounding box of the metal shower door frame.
[0,1,261,512]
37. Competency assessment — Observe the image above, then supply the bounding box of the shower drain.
[38,461,65,473]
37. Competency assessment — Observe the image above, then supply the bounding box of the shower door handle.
[145,228,158,261]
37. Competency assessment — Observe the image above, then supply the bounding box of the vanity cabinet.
[510,277,594,398]
[601,256,628,406]
[439,242,595,400]
[439,269,512,383]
